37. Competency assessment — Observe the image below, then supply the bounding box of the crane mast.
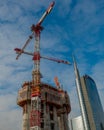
[30,2,55,130]
[31,1,55,85]
[31,25,41,85]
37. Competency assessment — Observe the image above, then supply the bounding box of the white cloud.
[0,3,22,22]
[0,94,16,111]
[56,0,72,17]
[0,109,22,130]
[0,93,22,130]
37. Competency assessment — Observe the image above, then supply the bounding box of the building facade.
[71,116,84,130]
[73,57,104,130]
[80,75,104,130]
[17,82,71,130]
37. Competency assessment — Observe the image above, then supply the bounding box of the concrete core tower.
[17,81,71,130]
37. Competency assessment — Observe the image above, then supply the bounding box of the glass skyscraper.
[73,56,104,130]
[80,75,104,130]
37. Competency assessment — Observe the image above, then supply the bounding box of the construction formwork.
[17,82,71,130]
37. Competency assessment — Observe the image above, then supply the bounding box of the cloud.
[0,94,16,111]
[68,0,104,45]
[54,0,72,17]
[0,109,22,130]
[0,93,22,130]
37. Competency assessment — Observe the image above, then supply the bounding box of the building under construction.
[15,2,71,130]
[17,81,71,130]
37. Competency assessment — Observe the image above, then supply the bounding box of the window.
[51,123,54,130]
[50,113,54,120]
[41,123,44,128]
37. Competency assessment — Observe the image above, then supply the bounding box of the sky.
[0,0,104,130]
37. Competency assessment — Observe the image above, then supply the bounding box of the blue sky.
[0,0,104,130]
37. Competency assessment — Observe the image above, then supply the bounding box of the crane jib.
[38,1,55,25]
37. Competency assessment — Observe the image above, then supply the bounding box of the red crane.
[15,1,55,84]
[15,1,55,60]
[15,48,71,65]
[14,2,71,130]
[15,2,55,130]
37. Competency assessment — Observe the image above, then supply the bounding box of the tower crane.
[15,2,55,130]
[15,1,55,84]
[14,2,71,130]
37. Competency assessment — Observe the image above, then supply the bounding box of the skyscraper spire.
[73,55,90,130]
